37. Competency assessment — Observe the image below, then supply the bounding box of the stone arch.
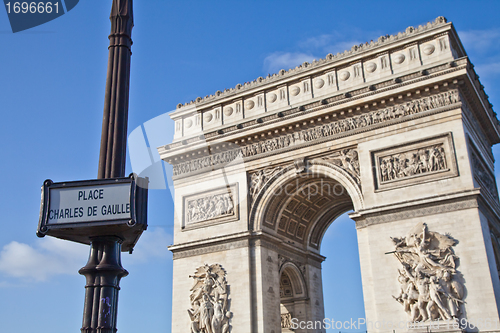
[279,262,308,332]
[249,161,363,250]
[307,161,363,210]
[279,261,308,299]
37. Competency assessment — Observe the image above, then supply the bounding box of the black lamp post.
[79,1,134,332]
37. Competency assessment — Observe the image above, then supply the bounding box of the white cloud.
[298,33,362,56]
[263,31,364,75]
[0,228,172,282]
[459,29,500,54]
[324,40,363,55]
[0,238,88,282]
[299,34,335,49]
[263,52,315,74]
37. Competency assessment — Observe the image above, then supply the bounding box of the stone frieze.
[372,133,458,191]
[378,144,447,182]
[173,90,460,177]
[186,193,234,224]
[182,184,239,229]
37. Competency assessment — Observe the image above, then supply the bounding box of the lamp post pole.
[79,1,134,332]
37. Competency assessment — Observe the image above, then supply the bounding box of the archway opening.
[254,165,365,333]
[279,265,307,332]
[321,212,366,332]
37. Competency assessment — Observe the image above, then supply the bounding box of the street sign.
[48,183,131,224]
[37,174,148,252]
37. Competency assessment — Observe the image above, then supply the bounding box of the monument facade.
[160,17,500,332]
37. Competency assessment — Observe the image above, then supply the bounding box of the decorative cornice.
[170,231,324,263]
[161,58,467,154]
[354,194,479,229]
[174,17,449,110]
[256,238,324,268]
[461,63,500,144]
[171,238,249,260]
[171,89,461,177]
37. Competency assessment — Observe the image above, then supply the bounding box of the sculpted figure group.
[379,145,447,182]
[173,90,460,176]
[392,223,465,322]
[188,264,231,333]
[281,312,292,329]
[321,149,360,185]
[186,194,234,224]
[249,167,283,201]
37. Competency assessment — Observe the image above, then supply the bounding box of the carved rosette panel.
[372,133,458,191]
[188,263,231,333]
[391,223,465,322]
[172,90,460,177]
[183,184,239,229]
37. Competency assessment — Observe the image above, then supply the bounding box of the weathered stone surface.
[162,17,500,333]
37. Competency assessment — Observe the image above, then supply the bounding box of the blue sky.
[1,1,500,332]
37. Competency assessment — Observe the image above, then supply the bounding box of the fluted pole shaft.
[81,1,133,332]
[98,0,133,179]
[79,237,128,333]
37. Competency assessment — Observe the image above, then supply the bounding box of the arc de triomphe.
[159,17,500,333]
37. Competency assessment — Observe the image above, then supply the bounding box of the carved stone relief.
[293,158,306,174]
[188,263,231,333]
[391,223,465,322]
[172,90,460,176]
[379,144,447,181]
[462,100,494,161]
[187,194,234,223]
[249,167,283,202]
[471,148,498,200]
[319,148,360,185]
[372,133,458,191]
[183,184,239,229]
[281,312,293,329]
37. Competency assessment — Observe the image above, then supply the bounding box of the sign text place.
[48,183,131,224]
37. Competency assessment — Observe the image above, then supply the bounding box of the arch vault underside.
[252,163,356,251]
